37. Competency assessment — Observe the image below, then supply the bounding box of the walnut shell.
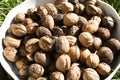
[22,18,33,26]
[96,62,111,76]
[52,26,64,36]
[11,24,27,37]
[41,15,54,30]
[37,6,48,18]
[85,0,97,5]
[86,54,100,68]
[66,63,81,80]
[55,36,70,54]
[56,2,74,13]
[39,36,54,51]
[104,38,120,51]
[56,54,71,72]
[27,76,36,80]
[78,16,87,26]
[83,68,100,80]
[25,38,39,53]
[96,27,110,40]
[3,36,21,48]
[36,26,52,37]
[3,47,17,62]
[53,14,64,26]
[80,48,91,63]
[28,64,44,78]
[15,60,27,70]
[82,20,99,34]
[50,71,64,80]
[102,16,114,29]
[75,3,85,15]
[26,22,38,34]
[69,25,79,36]
[55,0,68,5]
[78,32,94,47]
[27,8,37,16]
[96,47,113,64]
[19,45,28,56]
[34,51,51,66]
[18,66,28,77]
[14,12,25,22]
[89,37,102,52]
[68,45,80,62]
[44,3,58,17]
[85,5,102,16]
[37,77,47,80]
[68,0,79,5]
[66,36,77,46]
[63,13,79,26]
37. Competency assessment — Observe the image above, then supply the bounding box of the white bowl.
[0,0,120,80]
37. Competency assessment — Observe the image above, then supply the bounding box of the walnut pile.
[3,0,120,80]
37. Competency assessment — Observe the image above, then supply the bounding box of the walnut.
[78,32,94,47]
[83,68,100,80]
[26,22,39,34]
[68,45,80,62]
[86,53,100,68]
[36,26,52,38]
[55,36,70,54]
[85,0,97,5]
[85,5,102,16]
[96,47,113,64]
[89,37,102,52]
[66,36,77,46]
[66,63,81,80]
[37,77,47,80]
[96,62,111,76]
[78,16,87,26]
[82,16,101,34]
[55,0,68,5]
[69,25,79,36]
[102,16,114,30]
[75,3,85,15]
[37,6,48,18]
[25,38,39,53]
[104,38,120,51]
[11,24,27,37]
[3,47,17,62]
[15,60,27,70]
[53,14,64,26]
[50,71,64,80]
[56,54,71,72]
[19,45,28,56]
[18,66,28,77]
[28,63,44,78]
[96,27,110,40]
[63,13,79,26]
[52,26,64,36]
[56,2,74,13]
[22,18,33,26]
[3,36,21,48]
[44,3,58,17]
[80,48,91,63]
[68,0,79,4]
[41,15,54,30]
[14,12,25,22]
[39,36,54,51]
[34,51,51,66]
[27,8,37,16]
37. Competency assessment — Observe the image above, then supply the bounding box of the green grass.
[0,0,120,80]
